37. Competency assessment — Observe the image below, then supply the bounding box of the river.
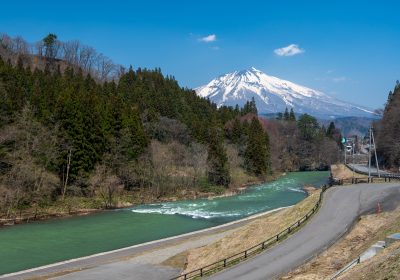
[0,171,329,275]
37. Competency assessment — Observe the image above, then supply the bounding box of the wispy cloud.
[332,76,347,82]
[274,44,304,57]
[199,34,217,43]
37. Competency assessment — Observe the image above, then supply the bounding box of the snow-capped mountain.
[196,67,377,119]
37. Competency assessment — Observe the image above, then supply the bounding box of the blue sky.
[1,0,400,109]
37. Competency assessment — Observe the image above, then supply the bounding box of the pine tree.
[326,122,336,138]
[230,118,242,143]
[241,97,258,115]
[297,114,320,141]
[207,126,230,186]
[119,106,149,160]
[42,33,58,59]
[283,108,290,121]
[289,108,296,121]
[244,117,271,176]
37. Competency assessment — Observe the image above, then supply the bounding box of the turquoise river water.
[0,171,329,275]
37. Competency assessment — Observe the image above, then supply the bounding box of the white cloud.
[274,44,304,57]
[199,34,217,43]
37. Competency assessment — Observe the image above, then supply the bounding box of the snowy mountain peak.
[195,68,376,119]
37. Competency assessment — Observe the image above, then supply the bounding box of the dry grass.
[331,164,367,180]
[338,242,400,280]
[162,251,189,269]
[183,191,321,273]
[280,206,400,280]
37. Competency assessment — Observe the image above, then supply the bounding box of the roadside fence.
[170,184,331,280]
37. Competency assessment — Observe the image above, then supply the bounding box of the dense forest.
[375,81,400,170]
[0,34,340,220]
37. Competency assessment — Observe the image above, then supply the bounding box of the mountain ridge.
[196,67,377,119]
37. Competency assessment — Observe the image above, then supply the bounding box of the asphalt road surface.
[209,183,400,280]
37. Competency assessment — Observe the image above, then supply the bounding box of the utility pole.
[368,127,371,181]
[371,127,380,178]
[352,142,355,180]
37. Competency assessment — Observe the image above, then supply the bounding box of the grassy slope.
[339,242,400,280]
[281,206,400,279]
[183,190,321,273]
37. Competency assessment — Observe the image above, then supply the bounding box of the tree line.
[0,33,120,82]
[375,80,400,170]
[0,34,274,216]
[0,33,340,218]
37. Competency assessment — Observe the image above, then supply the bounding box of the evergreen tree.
[207,126,230,186]
[289,108,296,121]
[375,81,400,168]
[119,106,149,160]
[230,117,242,143]
[244,117,271,175]
[326,122,336,138]
[43,33,58,59]
[241,97,258,115]
[283,107,290,121]
[297,114,320,141]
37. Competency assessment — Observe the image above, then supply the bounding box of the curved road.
[209,183,400,280]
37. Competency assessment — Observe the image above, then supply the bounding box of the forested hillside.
[375,81,400,170]
[0,34,340,220]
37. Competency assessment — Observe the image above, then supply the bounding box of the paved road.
[209,183,400,280]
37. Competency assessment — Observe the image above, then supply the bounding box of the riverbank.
[0,205,291,280]
[0,172,283,227]
[12,187,319,280]
[0,171,329,275]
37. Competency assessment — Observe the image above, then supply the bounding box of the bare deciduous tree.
[89,164,123,208]
[79,45,97,73]
[61,40,80,65]
[95,54,115,81]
